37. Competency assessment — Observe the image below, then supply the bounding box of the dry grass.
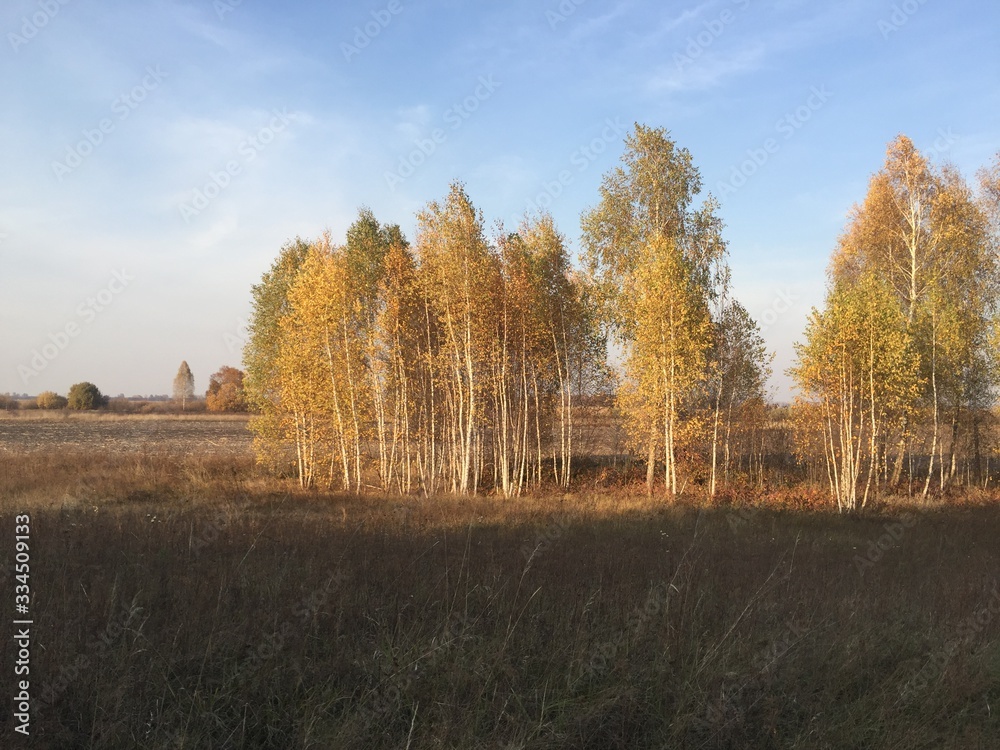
[1,424,999,748]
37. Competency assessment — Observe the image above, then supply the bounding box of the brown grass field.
[0,411,252,455]
[1,413,999,748]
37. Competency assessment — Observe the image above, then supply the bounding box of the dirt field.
[0,412,253,455]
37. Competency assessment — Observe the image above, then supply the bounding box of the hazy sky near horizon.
[2,0,998,400]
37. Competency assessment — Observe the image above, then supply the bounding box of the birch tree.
[582,124,730,496]
[277,238,361,489]
[519,214,605,488]
[625,234,712,494]
[345,208,409,492]
[708,300,771,495]
[244,237,311,469]
[173,361,195,411]
[792,272,920,511]
[415,183,500,495]
[829,136,1000,494]
[374,239,423,493]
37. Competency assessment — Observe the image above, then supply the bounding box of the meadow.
[1,413,999,749]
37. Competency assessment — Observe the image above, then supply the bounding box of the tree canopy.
[240,127,999,509]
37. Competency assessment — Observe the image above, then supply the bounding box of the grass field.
[1,414,999,748]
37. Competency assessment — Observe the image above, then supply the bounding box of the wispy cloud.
[647,43,765,93]
[634,1,714,48]
[166,1,246,53]
[644,0,870,96]
[566,2,633,43]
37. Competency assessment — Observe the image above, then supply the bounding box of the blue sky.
[2,0,998,401]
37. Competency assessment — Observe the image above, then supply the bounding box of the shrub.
[67,382,108,410]
[36,391,69,410]
[0,393,19,411]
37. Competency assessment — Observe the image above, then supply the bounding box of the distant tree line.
[4,365,248,414]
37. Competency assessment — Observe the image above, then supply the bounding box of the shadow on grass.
[0,452,998,748]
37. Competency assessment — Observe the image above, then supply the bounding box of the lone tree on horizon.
[173,361,195,411]
[67,382,107,410]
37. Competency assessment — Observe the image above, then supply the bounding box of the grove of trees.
[581,125,770,497]
[242,126,1000,509]
[792,135,1000,510]
[244,124,771,498]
